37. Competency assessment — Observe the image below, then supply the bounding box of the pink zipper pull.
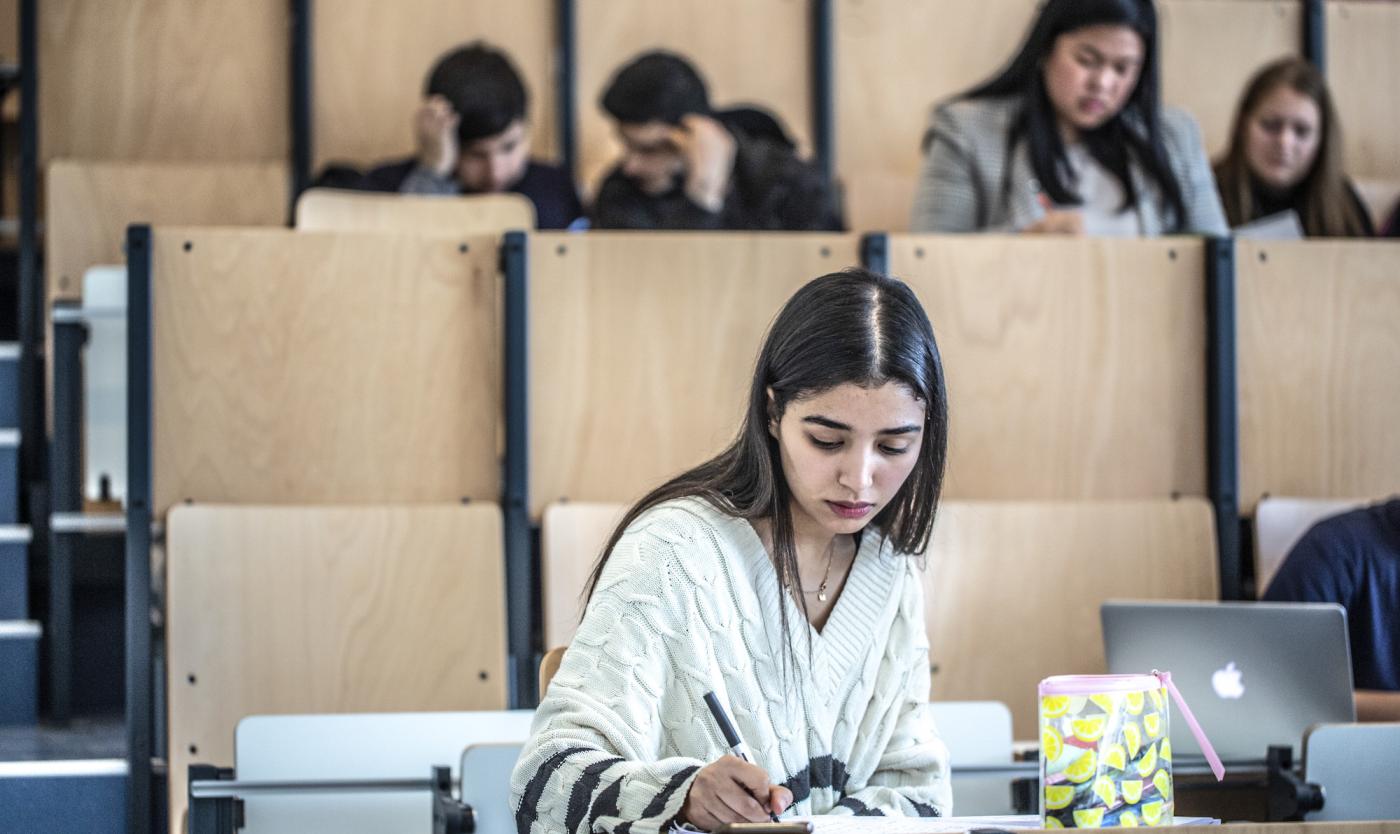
[1155,670,1225,781]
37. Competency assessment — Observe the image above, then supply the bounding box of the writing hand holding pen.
[680,692,791,829]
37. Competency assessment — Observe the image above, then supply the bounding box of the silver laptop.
[1101,601,1355,762]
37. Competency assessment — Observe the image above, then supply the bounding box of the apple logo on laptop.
[1211,661,1245,699]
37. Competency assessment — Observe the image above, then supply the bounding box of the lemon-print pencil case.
[1038,672,1224,829]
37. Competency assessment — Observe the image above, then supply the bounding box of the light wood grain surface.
[924,498,1219,738]
[834,0,1039,233]
[311,0,558,171]
[891,236,1209,500]
[1159,0,1301,158]
[539,645,567,697]
[165,503,507,834]
[575,0,812,196]
[0,0,16,66]
[40,0,288,162]
[1328,1,1400,177]
[1237,240,1400,514]
[541,501,628,649]
[46,160,289,303]
[294,188,535,234]
[150,228,502,518]
[528,231,859,517]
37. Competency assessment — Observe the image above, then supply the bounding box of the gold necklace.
[801,538,839,603]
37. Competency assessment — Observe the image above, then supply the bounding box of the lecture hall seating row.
[33,0,1400,231]
[120,223,1399,829]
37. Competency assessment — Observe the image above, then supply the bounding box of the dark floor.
[0,715,125,761]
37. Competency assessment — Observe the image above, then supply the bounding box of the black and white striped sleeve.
[509,533,706,834]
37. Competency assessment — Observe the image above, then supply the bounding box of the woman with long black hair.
[912,0,1228,237]
[511,269,953,833]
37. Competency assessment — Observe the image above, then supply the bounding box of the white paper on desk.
[672,814,1218,833]
[785,815,1038,834]
[1233,210,1305,240]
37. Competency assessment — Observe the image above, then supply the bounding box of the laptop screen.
[1101,601,1355,762]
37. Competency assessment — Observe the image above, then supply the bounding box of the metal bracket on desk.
[50,513,127,535]
[188,765,470,834]
[1266,745,1324,821]
[187,764,240,834]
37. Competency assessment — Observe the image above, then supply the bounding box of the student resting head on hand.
[912,0,1228,237]
[343,41,582,229]
[1213,57,1373,237]
[510,268,952,834]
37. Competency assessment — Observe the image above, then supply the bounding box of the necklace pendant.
[817,587,828,603]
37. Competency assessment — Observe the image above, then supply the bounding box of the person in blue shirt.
[1264,497,1400,721]
[326,42,582,229]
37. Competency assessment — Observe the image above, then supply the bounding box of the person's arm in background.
[1261,520,1391,718]
[1354,691,1400,721]
[399,95,462,195]
[590,169,726,230]
[912,103,1074,234]
[1162,107,1229,236]
[911,105,984,233]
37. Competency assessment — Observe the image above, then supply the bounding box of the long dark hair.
[1213,57,1370,237]
[962,0,1186,225]
[584,269,949,653]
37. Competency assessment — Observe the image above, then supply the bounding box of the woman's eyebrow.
[801,415,922,435]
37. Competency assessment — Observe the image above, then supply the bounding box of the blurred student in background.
[590,51,843,231]
[1213,57,1373,237]
[911,0,1227,237]
[1264,497,1400,721]
[352,42,582,229]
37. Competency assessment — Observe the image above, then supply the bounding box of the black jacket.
[312,158,583,230]
[590,112,843,231]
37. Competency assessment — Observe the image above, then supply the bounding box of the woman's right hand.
[1024,208,1085,235]
[680,755,792,829]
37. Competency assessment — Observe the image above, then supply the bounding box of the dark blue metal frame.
[1303,0,1326,77]
[126,224,156,834]
[1206,237,1241,602]
[48,307,87,723]
[859,232,889,276]
[290,0,314,204]
[810,0,835,186]
[501,231,535,707]
[18,0,48,640]
[555,0,577,181]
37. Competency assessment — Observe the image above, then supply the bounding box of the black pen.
[703,691,782,823]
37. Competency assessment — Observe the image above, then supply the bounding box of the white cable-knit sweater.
[510,497,952,834]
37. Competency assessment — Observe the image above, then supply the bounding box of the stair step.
[0,343,17,431]
[0,621,40,725]
[0,527,32,619]
[0,429,17,525]
[0,760,126,834]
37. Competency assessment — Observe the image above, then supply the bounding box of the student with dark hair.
[1213,57,1373,237]
[590,51,843,231]
[353,42,582,229]
[911,0,1227,236]
[511,269,951,832]
[1263,498,1400,722]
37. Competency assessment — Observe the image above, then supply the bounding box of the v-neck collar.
[705,504,903,699]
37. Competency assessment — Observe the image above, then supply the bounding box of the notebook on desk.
[1101,601,1355,761]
